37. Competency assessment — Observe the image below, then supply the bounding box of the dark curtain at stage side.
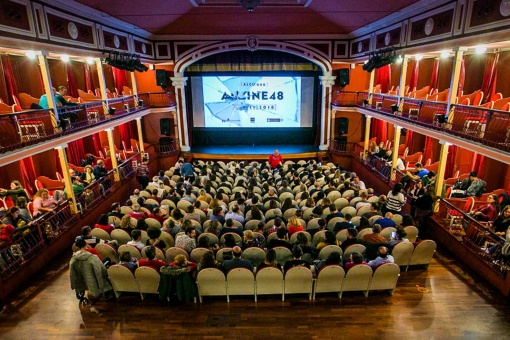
[185,83,193,147]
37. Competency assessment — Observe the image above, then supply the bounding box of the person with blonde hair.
[242,229,262,249]
[32,189,58,217]
[80,165,96,186]
[287,215,304,236]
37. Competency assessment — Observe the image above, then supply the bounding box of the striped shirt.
[385,191,406,212]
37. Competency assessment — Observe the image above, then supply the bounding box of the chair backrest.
[273,247,292,265]
[391,241,414,268]
[145,218,162,229]
[158,231,174,249]
[241,247,266,267]
[391,214,403,225]
[198,232,219,246]
[95,243,119,263]
[380,227,396,241]
[327,190,341,202]
[220,232,242,245]
[284,266,313,299]
[196,268,227,302]
[110,229,131,245]
[190,247,211,263]
[108,215,121,227]
[357,228,372,240]
[368,263,400,294]
[289,231,311,244]
[312,230,327,246]
[327,217,344,231]
[403,226,419,242]
[340,206,356,216]
[226,268,255,298]
[120,206,133,214]
[165,247,189,263]
[135,266,160,295]
[409,240,437,267]
[141,245,166,261]
[216,247,233,262]
[336,229,349,242]
[91,228,111,241]
[118,244,142,260]
[343,244,366,259]
[342,190,354,198]
[318,245,343,260]
[350,216,361,227]
[107,265,139,296]
[244,220,260,230]
[315,265,345,296]
[256,267,284,296]
[464,197,475,212]
[357,205,371,216]
[341,264,372,296]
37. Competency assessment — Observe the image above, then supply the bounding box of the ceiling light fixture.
[60,55,70,62]
[86,57,94,65]
[475,45,487,54]
[440,50,450,58]
[25,51,36,59]
[415,54,423,61]
[240,0,261,12]
[396,55,403,63]
[103,50,148,72]
[362,47,398,72]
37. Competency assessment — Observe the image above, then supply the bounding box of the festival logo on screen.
[202,76,301,128]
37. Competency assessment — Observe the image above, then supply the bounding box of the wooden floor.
[1,248,510,339]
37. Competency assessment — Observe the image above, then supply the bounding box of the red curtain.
[370,118,387,144]
[119,121,137,148]
[430,58,440,91]
[84,63,96,93]
[409,60,419,92]
[19,157,37,196]
[1,55,19,105]
[457,56,465,97]
[423,136,433,164]
[471,153,486,179]
[445,145,457,179]
[112,67,127,95]
[66,140,86,166]
[92,133,102,154]
[376,65,391,93]
[405,130,414,154]
[66,64,79,98]
[480,53,499,104]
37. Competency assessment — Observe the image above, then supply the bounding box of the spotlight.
[435,114,447,124]
[391,104,399,114]
[396,55,403,63]
[475,45,487,54]
[60,55,70,62]
[25,51,36,59]
[86,57,94,64]
[440,50,450,59]
[415,54,423,61]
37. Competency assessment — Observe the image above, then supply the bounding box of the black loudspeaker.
[338,117,349,135]
[156,69,167,87]
[160,118,171,136]
[338,69,350,87]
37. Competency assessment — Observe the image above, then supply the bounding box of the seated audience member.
[470,194,499,222]
[402,162,429,188]
[451,171,486,198]
[181,189,196,204]
[283,245,311,273]
[204,219,222,237]
[170,254,198,275]
[222,234,238,250]
[15,197,32,222]
[64,176,85,197]
[315,251,342,272]
[136,218,148,231]
[127,229,145,251]
[225,204,245,224]
[220,218,243,238]
[184,205,201,224]
[198,236,219,252]
[389,228,409,248]
[175,226,197,253]
[107,202,124,219]
[368,246,394,269]
[316,230,339,251]
[307,218,327,237]
[38,87,58,109]
[267,227,292,250]
[362,202,380,219]
[374,212,397,229]
[333,214,353,233]
[197,251,219,272]
[119,214,135,234]
[0,180,29,203]
[210,206,225,224]
[117,251,138,273]
[139,246,166,271]
[93,160,109,179]
[294,232,313,259]
[340,227,361,251]
[95,214,114,234]
[2,207,32,230]
[129,204,147,220]
[344,252,367,272]
[257,248,280,271]
[146,227,167,250]
[80,226,104,248]
[264,217,285,236]
[363,224,387,244]
[242,230,262,249]
[351,176,366,191]
[32,189,58,217]
[222,246,254,272]
[492,205,510,237]
[287,216,304,236]
[355,192,371,210]
[326,204,344,222]
[80,165,96,186]
[0,221,16,251]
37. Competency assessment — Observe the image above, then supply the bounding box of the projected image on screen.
[202,76,301,128]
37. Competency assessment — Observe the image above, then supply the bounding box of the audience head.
[265,248,276,265]
[119,251,131,262]
[74,236,87,249]
[147,227,161,240]
[145,246,156,260]
[81,226,92,237]
[378,246,389,258]
[292,244,303,259]
[232,246,242,258]
[347,227,358,238]
[351,251,363,264]
[223,233,237,247]
[372,224,382,234]
[131,229,141,240]
[276,227,288,240]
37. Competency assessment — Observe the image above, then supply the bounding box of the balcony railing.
[0,92,176,155]
[332,91,510,155]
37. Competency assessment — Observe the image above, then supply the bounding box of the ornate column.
[390,125,402,180]
[55,144,77,214]
[319,74,337,150]
[95,58,109,115]
[37,51,58,129]
[136,117,145,153]
[171,75,190,151]
[446,47,467,118]
[368,70,375,104]
[397,54,409,107]
[363,115,372,154]
[130,71,139,102]
[435,140,451,197]
[105,127,120,181]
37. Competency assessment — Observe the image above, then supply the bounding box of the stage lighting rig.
[103,50,148,72]
[363,48,399,72]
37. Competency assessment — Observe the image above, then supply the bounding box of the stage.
[184,144,328,162]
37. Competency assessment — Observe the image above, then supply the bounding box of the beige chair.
[289,231,311,244]
[357,228,372,240]
[198,233,219,246]
[357,205,371,216]
[284,266,313,300]
[283,208,298,220]
[118,244,142,260]
[334,198,350,210]
[313,265,345,299]
[327,217,344,231]
[341,206,356,216]
[91,228,111,241]
[391,214,403,226]
[273,247,292,265]
[140,230,149,244]
[340,264,372,297]
[336,229,349,242]
[241,247,266,267]
[120,206,133,214]
[220,232,242,245]
[165,247,189,263]
[342,190,354,198]
[226,268,255,302]
[380,227,396,241]
[216,247,233,262]
[177,200,192,211]
[95,243,119,263]
[409,240,436,269]
[318,245,343,260]
[190,247,211,263]
[368,215,383,226]
[350,197,362,207]
[108,215,121,227]
[343,244,366,259]
[312,230,327,246]
[392,242,414,270]
[160,199,176,210]
[306,218,321,230]
[107,265,140,299]
[145,218,162,229]
[158,231,174,249]
[245,220,261,230]
[403,226,419,243]
[135,267,160,299]
[327,191,341,203]
[279,192,294,203]
[145,198,159,207]
[110,229,131,245]
[368,263,400,295]
[350,216,361,227]
[256,267,284,301]
[196,268,227,303]
[141,246,166,261]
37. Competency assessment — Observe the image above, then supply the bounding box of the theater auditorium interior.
[1,0,510,338]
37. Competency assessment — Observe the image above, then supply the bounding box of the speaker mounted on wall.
[160,118,171,136]
[338,69,350,87]
[156,69,167,88]
[338,117,349,135]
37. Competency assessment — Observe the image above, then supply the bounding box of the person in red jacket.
[0,221,15,250]
[268,149,283,169]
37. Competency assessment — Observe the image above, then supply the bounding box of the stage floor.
[190,144,318,155]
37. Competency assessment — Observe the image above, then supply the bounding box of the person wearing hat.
[451,171,487,198]
[80,165,96,186]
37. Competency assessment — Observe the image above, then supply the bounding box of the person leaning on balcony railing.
[491,206,510,237]
[32,189,58,217]
[369,141,379,155]
[0,180,29,205]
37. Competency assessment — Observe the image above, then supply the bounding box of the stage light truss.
[362,47,398,73]
[103,50,148,72]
